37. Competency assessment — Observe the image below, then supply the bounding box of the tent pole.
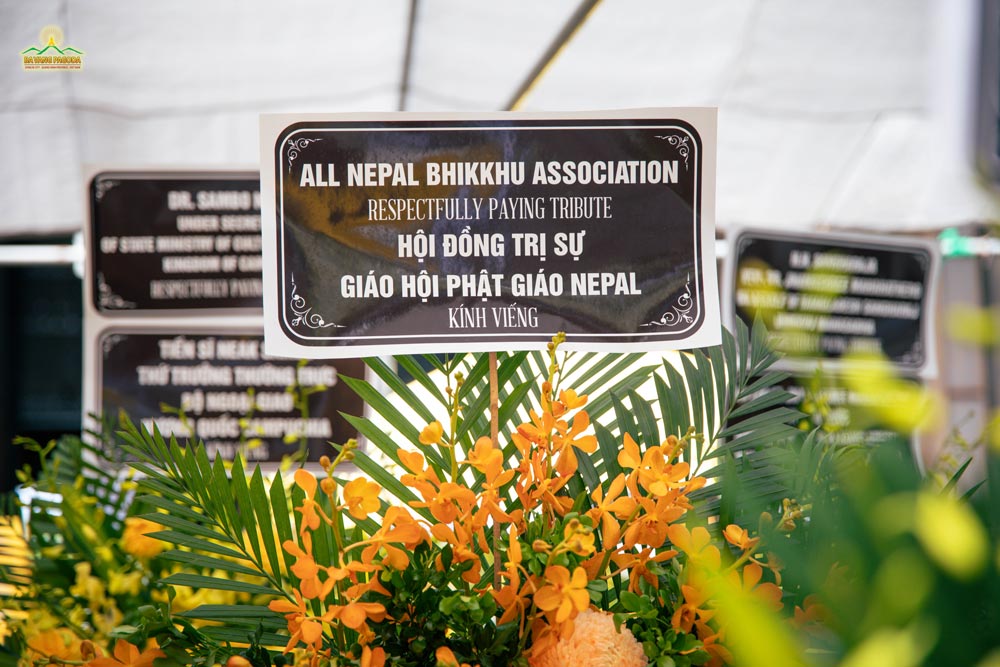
[398,0,420,111]
[505,0,602,111]
[980,253,1000,539]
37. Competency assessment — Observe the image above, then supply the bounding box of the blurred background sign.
[81,171,364,466]
[726,228,938,378]
[89,172,263,314]
[96,329,364,463]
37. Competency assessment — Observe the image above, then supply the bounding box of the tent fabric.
[1,0,998,239]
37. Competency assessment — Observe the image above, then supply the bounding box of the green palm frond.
[347,322,801,526]
[597,318,804,525]
[14,430,132,536]
[345,350,659,497]
[117,416,293,646]
[1,433,131,589]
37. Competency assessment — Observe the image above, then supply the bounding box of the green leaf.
[498,379,535,435]
[627,389,660,446]
[661,361,692,436]
[178,603,278,618]
[594,422,623,481]
[612,393,639,445]
[395,356,448,406]
[249,466,284,587]
[716,408,804,439]
[137,512,224,542]
[160,550,262,577]
[229,455,262,565]
[199,626,290,649]
[146,531,245,560]
[133,494,206,523]
[366,357,438,422]
[161,573,280,596]
[340,374,422,448]
[456,352,531,442]
[269,471,296,578]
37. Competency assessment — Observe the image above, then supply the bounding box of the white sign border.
[260,109,720,359]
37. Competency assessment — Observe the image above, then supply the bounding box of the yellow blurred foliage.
[946,305,1000,346]
[914,492,989,581]
[841,352,943,434]
[840,620,937,667]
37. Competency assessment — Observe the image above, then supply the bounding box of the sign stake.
[490,350,501,589]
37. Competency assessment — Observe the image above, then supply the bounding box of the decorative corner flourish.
[289,274,342,330]
[94,179,120,202]
[655,134,691,170]
[900,341,924,366]
[101,334,126,356]
[97,273,136,310]
[286,137,323,173]
[641,275,694,328]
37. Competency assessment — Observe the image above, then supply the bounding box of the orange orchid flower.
[696,622,733,667]
[419,421,444,445]
[792,594,830,638]
[282,534,336,600]
[554,410,598,454]
[85,639,164,667]
[557,388,588,410]
[667,524,722,570]
[671,583,715,633]
[623,500,672,549]
[611,546,678,592]
[562,518,596,557]
[411,481,476,524]
[722,524,760,552]
[359,506,429,569]
[430,523,483,584]
[462,436,504,478]
[27,629,82,663]
[731,561,783,612]
[361,645,387,667]
[398,448,442,497]
[330,600,387,631]
[517,409,557,449]
[269,589,335,653]
[534,565,590,624]
[473,482,515,526]
[617,433,643,470]
[342,477,382,521]
[587,473,637,549]
[435,646,473,667]
[398,448,426,474]
[293,468,329,532]
[637,448,690,497]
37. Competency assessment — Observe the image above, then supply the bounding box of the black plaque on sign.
[90,172,263,314]
[261,112,720,357]
[730,230,935,374]
[97,330,364,463]
[775,373,919,448]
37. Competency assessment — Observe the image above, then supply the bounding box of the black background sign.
[776,373,919,448]
[91,173,264,313]
[99,331,364,462]
[732,230,932,372]
[272,118,709,349]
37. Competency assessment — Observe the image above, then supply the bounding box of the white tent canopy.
[1,0,998,239]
